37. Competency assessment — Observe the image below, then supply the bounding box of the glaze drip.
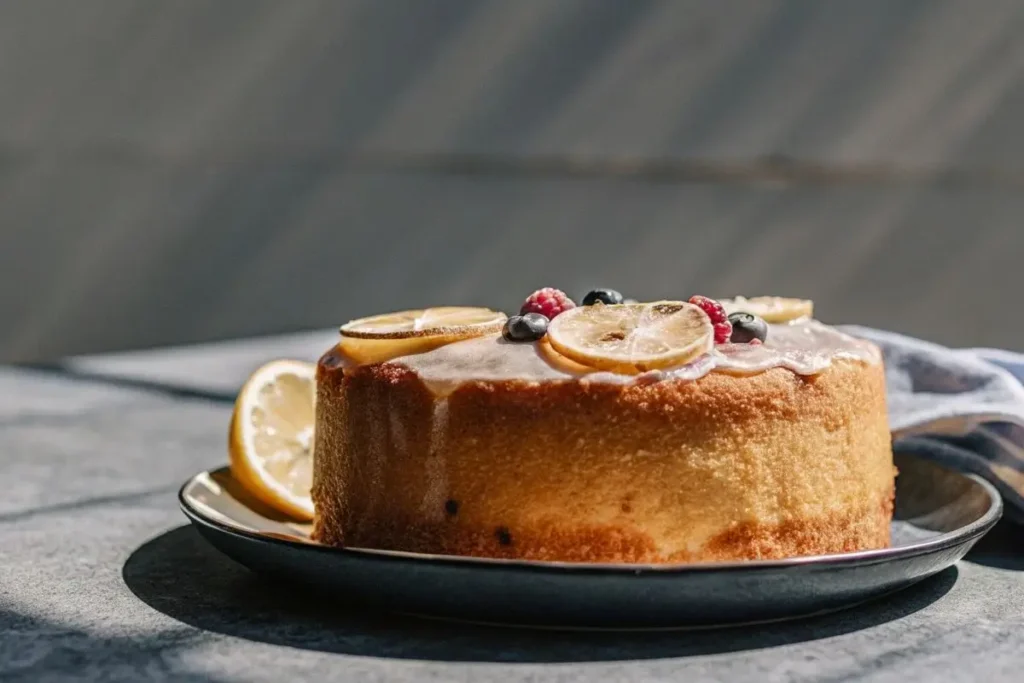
[420,398,449,520]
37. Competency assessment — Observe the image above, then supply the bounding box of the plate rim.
[179,458,1002,576]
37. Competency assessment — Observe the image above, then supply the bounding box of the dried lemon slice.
[721,296,813,323]
[340,306,506,339]
[339,306,507,364]
[229,359,316,520]
[546,301,713,372]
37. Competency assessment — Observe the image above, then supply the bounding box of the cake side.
[312,352,894,563]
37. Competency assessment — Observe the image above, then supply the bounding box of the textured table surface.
[4,331,1024,683]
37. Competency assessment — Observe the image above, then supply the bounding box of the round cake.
[311,294,895,564]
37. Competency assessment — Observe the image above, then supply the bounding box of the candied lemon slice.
[721,296,813,323]
[340,306,506,339]
[546,301,713,372]
[338,306,507,364]
[229,359,316,520]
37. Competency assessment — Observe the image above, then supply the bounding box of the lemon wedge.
[339,306,507,364]
[229,359,316,520]
[546,301,713,373]
[721,296,814,323]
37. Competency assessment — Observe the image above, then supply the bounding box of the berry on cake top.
[335,289,815,375]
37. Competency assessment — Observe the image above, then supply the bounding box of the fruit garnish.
[340,306,506,339]
[546,301,714,372]
[337,307,507,365]
[502,313,549,342]
[581,288,624,306]
[720,296,813,323]
[520,288,576,319]
[338,307,507,364]
[689,295,732,344]
[229,359,316,520]
[727,311,769,344]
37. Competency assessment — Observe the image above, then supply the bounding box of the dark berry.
[689,295,732,344]
[728,311,768,344]
[520,288,575,319]
[581,288,624,306]
[502,313,549,342]
[320,349,343,368]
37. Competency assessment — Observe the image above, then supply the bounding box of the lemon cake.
[310,291,895,563]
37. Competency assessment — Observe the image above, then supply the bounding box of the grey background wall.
[2,0,1022,361]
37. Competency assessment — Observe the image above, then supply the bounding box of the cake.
[311,292,895,564]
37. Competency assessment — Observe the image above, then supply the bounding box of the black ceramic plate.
[180,451,1001,629]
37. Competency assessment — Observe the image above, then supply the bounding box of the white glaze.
[374,319,879,396]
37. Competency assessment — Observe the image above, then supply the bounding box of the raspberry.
[689,295,732,344]
[520,288,576,319]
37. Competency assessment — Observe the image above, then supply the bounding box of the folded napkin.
[841,325,1024,522]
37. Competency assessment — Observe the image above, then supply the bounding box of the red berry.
[689,295,732,344]
[521,288,576,319]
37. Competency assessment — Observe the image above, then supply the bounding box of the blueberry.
[728,312,768,344]
[582,288,624,306]
[502,313,549,342]
[495,526,513,546]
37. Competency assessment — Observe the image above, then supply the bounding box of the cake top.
[330,290,880,395]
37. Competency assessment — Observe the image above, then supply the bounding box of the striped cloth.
[842,326,1024,522]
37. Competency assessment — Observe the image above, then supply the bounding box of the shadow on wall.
[4,3,1024,360]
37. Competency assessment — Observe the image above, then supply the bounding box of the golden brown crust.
[314,492,893,563]
[312,346,895,563]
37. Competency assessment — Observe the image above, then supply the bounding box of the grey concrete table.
[4,331,1024,683]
